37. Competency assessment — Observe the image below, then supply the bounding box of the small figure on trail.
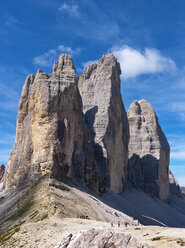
[118,220,120,227]
[111,222,113,227]
[124,221,127,227]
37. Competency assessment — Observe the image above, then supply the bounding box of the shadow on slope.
[99,188,185,228]
[0,175,185,238]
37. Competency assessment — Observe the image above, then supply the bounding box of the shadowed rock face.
[128,100,170,200]
[78,54,129,193]
[4,54,99,191]
[0,165,5,182]
[169,170,182,198]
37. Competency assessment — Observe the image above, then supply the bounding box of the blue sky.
[0,0,185,186]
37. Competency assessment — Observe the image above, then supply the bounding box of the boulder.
[57,228,154,248]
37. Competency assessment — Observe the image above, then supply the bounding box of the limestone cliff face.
[127,100,170,200]
[0,165,5,182]
[4,55,97,191]
[78,54,129,193]
[0,164,5,192]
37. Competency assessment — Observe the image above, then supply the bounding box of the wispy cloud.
[0,149,12,164]
[171,151,185,160]
[112,46,176,78]
[177,176,185,187]
[58,2,80,18]
[0,83,19,100]
[82,59,98,68]
[168,134,185,161]
[33,45,81,67]
[5,15,18,27]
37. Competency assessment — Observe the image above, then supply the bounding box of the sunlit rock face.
[3,53,129,194]
[78,54,129,193]
[4,54,100,191]
[127,99,170,200]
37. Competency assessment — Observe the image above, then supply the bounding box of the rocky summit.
[4,54,101,192]
[78,54,129,193]
[0,53,185,248]
[2,54,181,200]
[127,100,170,200]
[3,53,129,194]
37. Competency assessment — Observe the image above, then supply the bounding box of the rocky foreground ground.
[1,217,185,248]
[0,178,185,247]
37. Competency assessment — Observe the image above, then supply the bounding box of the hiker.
[111,222,113,227]
[124,221,127,227]
[118,220,120,227]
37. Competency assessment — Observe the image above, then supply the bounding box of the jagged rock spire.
[78,53,129,193]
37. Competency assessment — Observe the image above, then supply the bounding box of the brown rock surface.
[4,54,97,191]
[78,54,129,193]
[127,100,170,200]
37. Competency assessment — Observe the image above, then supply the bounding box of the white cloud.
[171,151,185,160]
[58,2,80,17]
[112,46,176,79]
[82,60,98,68]
[169,134,185,160]
[58,45,81,55]
[33,45,81,67]
[177,176,185,186]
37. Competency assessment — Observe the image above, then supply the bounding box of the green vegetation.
[40,213,48,221]
[0,226,20,245]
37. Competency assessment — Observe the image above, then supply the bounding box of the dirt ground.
[1,217,185,248]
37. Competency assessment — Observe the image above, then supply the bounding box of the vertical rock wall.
[127,100,170,200]
[4,55,96,190]
[78,54,129,193]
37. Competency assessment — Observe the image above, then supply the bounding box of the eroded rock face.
[128,100,170,200]
[57,228,154,248]
[169,170,182,198]
[78,54,129,193]
[0,165,5,182]
[4,54,97,191]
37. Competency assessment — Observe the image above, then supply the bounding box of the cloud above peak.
[58,2,80,18]
[33,45,81,67]
[112,46,176,79]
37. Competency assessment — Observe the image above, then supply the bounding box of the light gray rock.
[4,54,98,191]
[127,100,170,200]
[57,228,154,248]
[78,54,129,193]
[0,164,5,192]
